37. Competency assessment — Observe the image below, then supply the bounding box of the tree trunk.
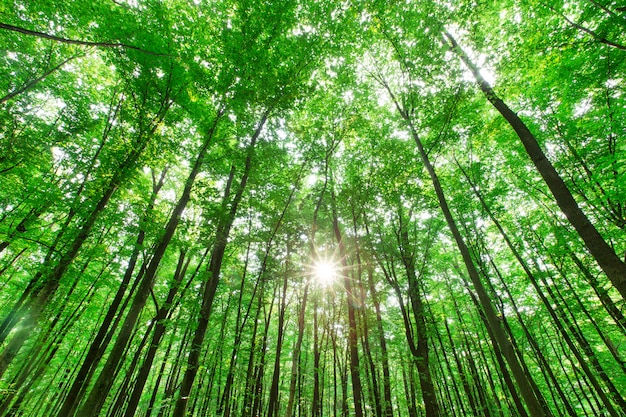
[444,31,626,301]
[285,159,329,417]
[171,109,268,417]
[396,205,440,417]
[365,264,394,417]
[380,76,549,416]
[74,109,223,417]
[122,249,191,417]
[312,295,322,417]
[218,240,255,417]
[55,167,167,417]
[267,250,291,417]
[331,191,364,417]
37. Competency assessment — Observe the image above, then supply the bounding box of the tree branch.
[553,10,626,51]
[0,54,79,104]
[0,22,171,56]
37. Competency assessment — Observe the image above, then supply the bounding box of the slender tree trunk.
[285,159,329,417]
[0,23,167,55]
[312,295,322,417]
[402,362,418,417]
[381,71,546,417]
[457,159,622,415]
[55,167,167,417]
[0,91,124,344]
[285,281,309,417]
[530,257,626,414]
[358,298,382,417]
[251,290,275,417]
[340,346,349,417]
[156,308,196,417]
[0,91,170,378]
[171,110,268,417]
[459,326,493,417]
[444,32,626,300]
[267,249,291,417]
[365,264,394,417]
[0,175,122,379]
[105,319,156,417]
[122,249,191,417]
[379,76,549,416]
[260,164,308,417]
[0,270,102,416]
[396,206,440,417]
[489,256,578,417]
[218,239,255,417]
[350,208,383,417]
[242,291,264,417]
[144,327,175,417]
[74,109,223,417]
[570,252,626,334]
[331,191,364,417]
[427,299,467,416]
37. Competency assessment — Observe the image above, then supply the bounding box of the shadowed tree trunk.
[172,109,269,417]
[73,108,224,417]
[444,31,626,301]
[396,204,440,417]
[331,190,364,417]
[378,70,550,416]
[55,167,168,417]
[266,250,291,417]
[122,248,192,417]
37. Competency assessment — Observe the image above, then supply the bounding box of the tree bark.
[396,206,440,417]
[171,109,268,417]
[122,249,191,417]
[55,167,167,417]
[267,246,292,417]
[331,191,364,417]
[74,109,223,417]
[379,75,549,416]
[444,31,626,301]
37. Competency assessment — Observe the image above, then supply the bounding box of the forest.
[0,0,625,416]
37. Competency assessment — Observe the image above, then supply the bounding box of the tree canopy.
[0,1,625,416]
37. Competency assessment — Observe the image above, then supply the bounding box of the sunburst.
[312,258,339,287]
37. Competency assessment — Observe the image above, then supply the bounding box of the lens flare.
[313,259,338,287]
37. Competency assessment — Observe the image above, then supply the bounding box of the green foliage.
[0,0,625,416]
